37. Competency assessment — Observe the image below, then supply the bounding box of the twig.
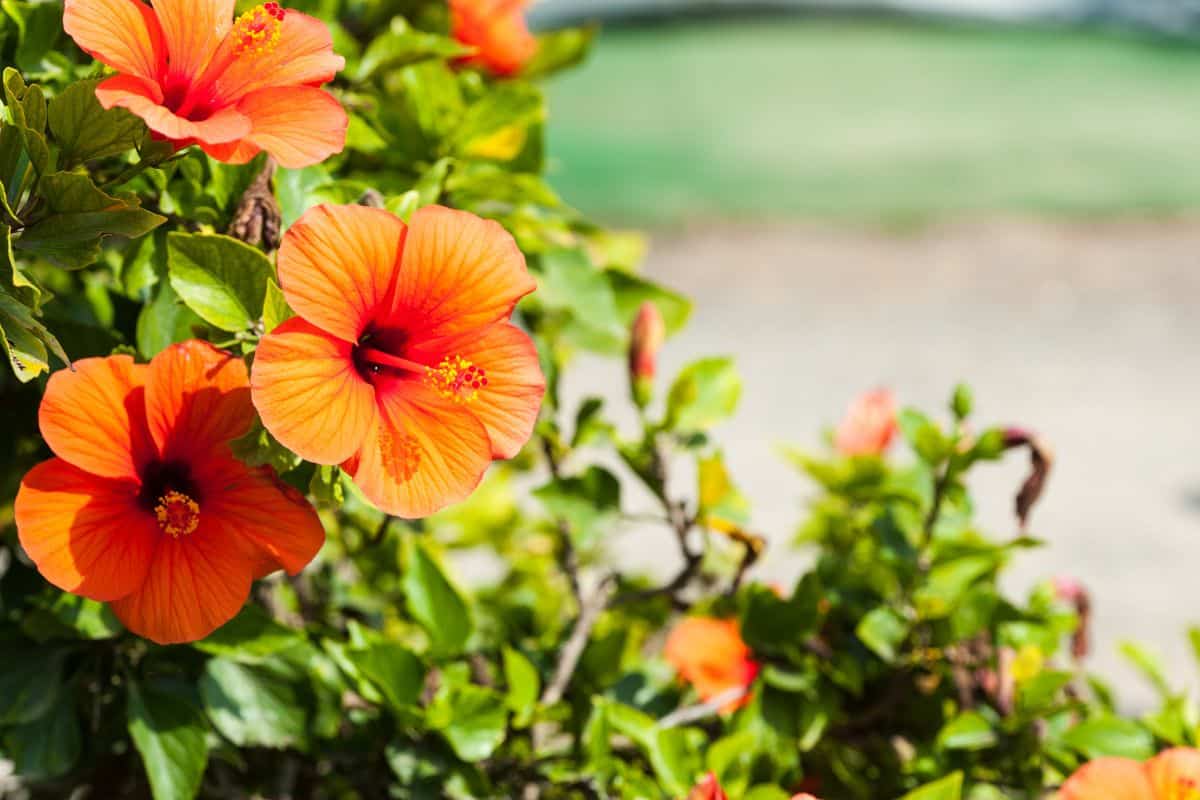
[657,686,747,728]
[612,502,701,607]
[541,575,616,706]
[227,156,281,250]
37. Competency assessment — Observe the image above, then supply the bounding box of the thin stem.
[540,574,616,706]
[658,686,747,729]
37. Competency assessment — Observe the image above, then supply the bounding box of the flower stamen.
[425,355,487,404]
[155,490,200,538]
[232,3,286,58]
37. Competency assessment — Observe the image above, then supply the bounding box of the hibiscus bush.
[2,2,1200,799]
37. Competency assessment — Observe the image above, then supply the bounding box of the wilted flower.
[16,342,324,644]
[450,0,537,77]
[834,388,897,456]
[664,617,759,712]
[64,0,347,167]
[1060,747,1200,799]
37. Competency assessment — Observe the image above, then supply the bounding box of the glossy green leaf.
[666,357,742,432]
[900,772,963,800]
[48,79,144,165]
[428,683,508,762]
[1061,716,1155,760]
[167,232,272,332]
[402,535,474,655]
[126,680,209,800]
[200,658,307,749]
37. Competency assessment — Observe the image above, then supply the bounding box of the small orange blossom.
[664,617,760,712]
[835,387,898,456]
[450,0,537,77]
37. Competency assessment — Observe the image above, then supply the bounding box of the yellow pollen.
[1174,777,1200,800]
[379,429,421,483]
[425,355,488,404]
[232,3,285,58]
[155,490,200,538]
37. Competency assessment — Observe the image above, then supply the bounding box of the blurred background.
[533,0,1200,707]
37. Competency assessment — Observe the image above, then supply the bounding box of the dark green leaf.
[200,658,307,749]
[402,535,474,655]
[49,79,144,165]
[350,642,425,712]
[856,606,910,664]
[4,692,80,780]
[126,680,209,800]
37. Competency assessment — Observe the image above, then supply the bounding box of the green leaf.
[603,700,698,796]
[453,84,543,156]
[167,232,272,332]
[3,692,81,780]
[428,683,508,762]
[503,647,540,729]
[742,585,818,658]
[533,466,621,545]
[200,658,306,749]
[608,271,692,337]
[48,79,145,165]
[356,18,471,81]
[523,25,597,79]
[856,606,910,664]
[950,382,974,420]
[350,641,425,712]
[900,772,963,800]
[194,605,305,662]
[126,680,209,800]
[402,535,473,654]
[43,593,122,639]
[136,278,203,359]
[898,408,949,464]
[666,357,742,432]
[1190,627,1200,673]
[698,450,750,526]
[229,423,302,475]
[17,172,164,268]
[938,710,998,751]
[1118,641,1172,699]
[1061,715,1155,760]
[262,278,292,333]
[0,645,65,725]
[914,555,998,619]
[536,249,623,346]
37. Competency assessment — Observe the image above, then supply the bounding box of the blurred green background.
[545,18,1200,226]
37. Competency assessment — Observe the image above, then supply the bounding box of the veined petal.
[15,459,158,602]
[408,322,544,459]
[1145,748,1200,798]
[1059,758,1154,800]
[276,204,407,342]
[205,9,344,105]
[387,205,535,338]
[146,340,253,462]
[343,382,491,518]
[194,455,325,578]
[251,317,377,465]
[96,75,251,145]
[109,515,252,645]
[39,355,154,481]
[233,85,347,169]
[64,0,165,82]
[152,0,234,83]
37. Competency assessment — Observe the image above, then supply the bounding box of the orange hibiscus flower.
[834,387,898,456]
[450,0,537,77]
[15,341,325,645]
[251,204,544,518]
[685,774,821,800]
[664,617,760,712]
[1060,748,1200,800]
[63,0,347,167]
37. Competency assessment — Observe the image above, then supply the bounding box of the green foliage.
[0,2,1195,799]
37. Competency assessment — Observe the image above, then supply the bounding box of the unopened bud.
[629,301,665,408]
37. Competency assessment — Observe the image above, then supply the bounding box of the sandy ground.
[564,218,1200,710]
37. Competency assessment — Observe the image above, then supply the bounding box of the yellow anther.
[232,3,285,58]
[425,355,488,405]
[155,490,200,537]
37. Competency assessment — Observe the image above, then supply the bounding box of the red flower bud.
[629,301,666,408]
[834,388,897,456]
[687,773,728,800]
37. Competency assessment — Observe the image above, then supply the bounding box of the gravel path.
[565,219,1200,709]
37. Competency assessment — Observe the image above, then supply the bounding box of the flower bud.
[629,301,665,408]
[834,388,897,456]
[687,773,729,800]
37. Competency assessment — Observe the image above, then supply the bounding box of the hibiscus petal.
[1059,758,1154,800]
[251,317,377,465]
[146,340,253,462]
[205,9,345,105]
[276,204,407,342]
[152,0,234,82]
[408,322,544,459]
[234,85,347,169]
[109,516,252,645]
[95,74,251,145]
[1145,748,1200,798]
[387,205,536,337]
[39,354,154,481]
[63,0,165,82]
[194,456,325,578]
[15,458,158,602]
[344,382,492,518]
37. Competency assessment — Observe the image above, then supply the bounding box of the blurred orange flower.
[664,617,759,712]
[834,387,898,456]
[1060,748,1200,800]
[252,204,544,518]
[63,0,346,167]
[450,0,537,77]
[15,341,325,644]
[686,773,728,800]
